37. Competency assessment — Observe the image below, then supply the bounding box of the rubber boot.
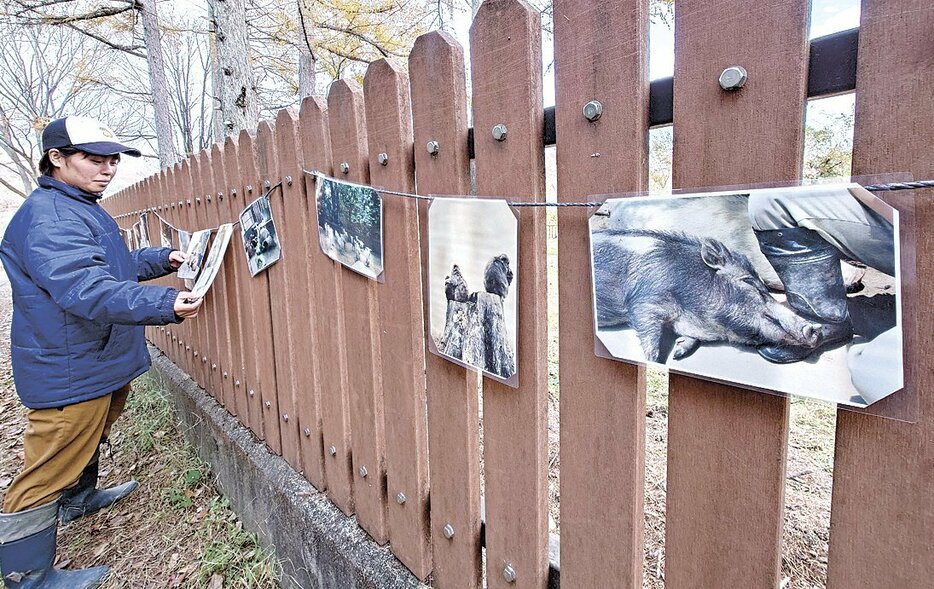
[59,459,138,525]
[755,227,854,363]
[0,499,108,588]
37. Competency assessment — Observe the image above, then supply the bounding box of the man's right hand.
[174,291,203,318]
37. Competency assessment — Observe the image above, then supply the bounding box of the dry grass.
[0,280,278,588]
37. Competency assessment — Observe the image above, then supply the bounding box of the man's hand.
[174,291,203,319]
[168,250,189,269]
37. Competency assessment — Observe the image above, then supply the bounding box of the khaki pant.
[2,384,131,513]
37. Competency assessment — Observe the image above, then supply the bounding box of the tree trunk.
[206,0,225,143]
[139,0,180,168]
[209,0,259,139]
[297,0,317,97]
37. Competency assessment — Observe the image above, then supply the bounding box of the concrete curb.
[147,346,426,589]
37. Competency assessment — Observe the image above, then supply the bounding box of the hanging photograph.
[239,195,282,276]
[315,176,384,280]
[177,229,212,281]
[130,222,141,250]
[138,212,151,247]
[178,230,191,254]
[189,223,234,299]
[589,183,902,408]
[160,217,174,249]
[428,197,519,386]
[121,228,132,249]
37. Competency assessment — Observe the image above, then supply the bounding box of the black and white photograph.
[240,195,281,276]
[129,222,140,250]
[138,212,151,247]
[428,197,519,385]
[315,176,384,280]
[177,228,211,281]
[589,183,902,407]
[160,217,174,249]
[178,230,191,254]
[189,223,234,299]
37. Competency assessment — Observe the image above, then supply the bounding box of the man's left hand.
[168,250,188,269]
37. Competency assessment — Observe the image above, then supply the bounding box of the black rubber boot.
[0,499,108,588]
[59,459,138,525]
[755,227,854,363]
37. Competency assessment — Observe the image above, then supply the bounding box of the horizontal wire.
[115,173,934,237]
[304,169,933,207]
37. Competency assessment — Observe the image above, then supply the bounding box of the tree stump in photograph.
[440,265,515,378]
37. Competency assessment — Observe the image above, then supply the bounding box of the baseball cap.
[41,116,142,157]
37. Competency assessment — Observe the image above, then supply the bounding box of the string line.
[115,172,934,235]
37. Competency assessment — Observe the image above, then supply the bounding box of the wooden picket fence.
[105,0,932,587]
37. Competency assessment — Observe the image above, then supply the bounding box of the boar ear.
[700,239,729,270]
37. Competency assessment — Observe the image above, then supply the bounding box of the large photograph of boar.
[315,177,384,280]
[590,184,902,408]
[428,198,518,386]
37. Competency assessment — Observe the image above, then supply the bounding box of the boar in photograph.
[592,229,823,362]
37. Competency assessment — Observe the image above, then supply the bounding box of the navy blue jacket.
[0,176,180,409]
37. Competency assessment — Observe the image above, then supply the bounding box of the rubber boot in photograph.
[0,499,108,588]
[59,458,138,525]
[755,227,854,363]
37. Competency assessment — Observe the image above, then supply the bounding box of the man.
[0,116,203,588]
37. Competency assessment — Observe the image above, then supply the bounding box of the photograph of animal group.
[428,197,518,384]
[589,184,902,407]
[315,177,384,280]
[240,195,282,276]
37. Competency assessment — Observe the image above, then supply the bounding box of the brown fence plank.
[297,96,342,496]
[273,106,325,485]
[553,0,649,586]
[203,147,231,410]
[208,143,236,414]
[409,30,482,589]
[470,1,549,587]
[665,0,809,585]
[181,160,202,385]
[827,1,933,586]
[237,130,272,444]
[221,136,256,434]
[192,152,221,399]
[363,58,432,578]
[264,109,312,472]
[327,79,389,543]
[251,122,284,456]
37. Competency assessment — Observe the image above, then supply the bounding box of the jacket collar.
[37,175,103,203]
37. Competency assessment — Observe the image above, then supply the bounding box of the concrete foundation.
[147,346,426,589]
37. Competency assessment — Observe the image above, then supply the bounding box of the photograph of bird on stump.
[138,212,151,247]
[314,176,384,280]
[428,197,519,386]
[159,217,174,249]
[240,195,282,276]
[589,183,902,408]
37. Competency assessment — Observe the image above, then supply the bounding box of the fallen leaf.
[207,573,224,589]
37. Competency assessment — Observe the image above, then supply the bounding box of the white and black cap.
[42,116,142,157]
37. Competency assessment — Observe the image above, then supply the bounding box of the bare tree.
[0,22,140,197]
[139,0,180,167]
[297,0,317,97]
[9,0,181,168]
